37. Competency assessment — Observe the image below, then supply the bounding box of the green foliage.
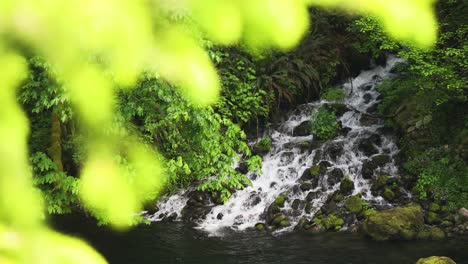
[376,77,417,115]
[323,214,344,230]
[310,108,339,140]
[251,136,273,156]
[19,57,73,122]
[215,50,271,124]
[405,148,467,210]
[321,87,345,101]
[30,152,79,215]
[348,16,401,58]
[117,73,260,202]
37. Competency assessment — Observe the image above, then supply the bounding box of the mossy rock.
[305,203,314,214]
[339,177,354,195]
[310,164,327,177]
[362,208,377,218]
[255,223,265,231]
[372,175,388,191]
[427,212,441,225]
[292,199,301,210]
[252,137,272,156]
[429,203,440,213]
[344,195,363,214]
[416,256,456,264]
[439,206,449,214]
[362,204,424,241]
[417,229,431,240]
[271,214,286,226]
[333,193,344,202]
[382,188,395,201]
[275,195,286,207]
[323,214,344,230]
[279,220,291,227]
[428,227,445,240]
[441,220,452,228]
[300,182,314,191]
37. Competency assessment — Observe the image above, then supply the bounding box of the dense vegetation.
[350,0,467,209]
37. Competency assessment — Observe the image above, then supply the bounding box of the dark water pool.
[52,216,467,264]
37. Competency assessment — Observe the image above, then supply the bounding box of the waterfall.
[150,55,406,235]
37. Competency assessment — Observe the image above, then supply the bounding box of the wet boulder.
[323,142,344,160]
[275,194,286,207]
[293,120,312,136]
[359,115,380,126]
[327,168,344,186]
[304,203,314,214]
[416,226,446,240]
[361,154,391,179]
[362,204,424,241]
[325,103,350,117]
[299,164,327,188]
[371,175,388,194]
[235,161,249,174]
[265,203,281,224]
[360,84,373,91]
[363,93,373,104]
[306,191,320,202]
[319,194,339,215]
[300,182,314,191]
[382,188,395,201]
[357,134,381,156]
[339,177,355,195]
[292,199,301,210]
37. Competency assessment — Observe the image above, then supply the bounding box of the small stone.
[217,213,223,220]
[275,195,286,207]
[271,214,286,226]
[255,223,265,231]
[458,208,468,222]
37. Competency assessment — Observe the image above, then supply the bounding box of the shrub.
[310,108,340,140]
[405,148,467,210]
[321,87,345,101]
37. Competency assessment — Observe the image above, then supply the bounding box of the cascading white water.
[151,55,406,234]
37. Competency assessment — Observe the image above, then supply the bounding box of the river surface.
[53,216,467,264]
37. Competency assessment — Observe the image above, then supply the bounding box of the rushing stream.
[151,55,408,234]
